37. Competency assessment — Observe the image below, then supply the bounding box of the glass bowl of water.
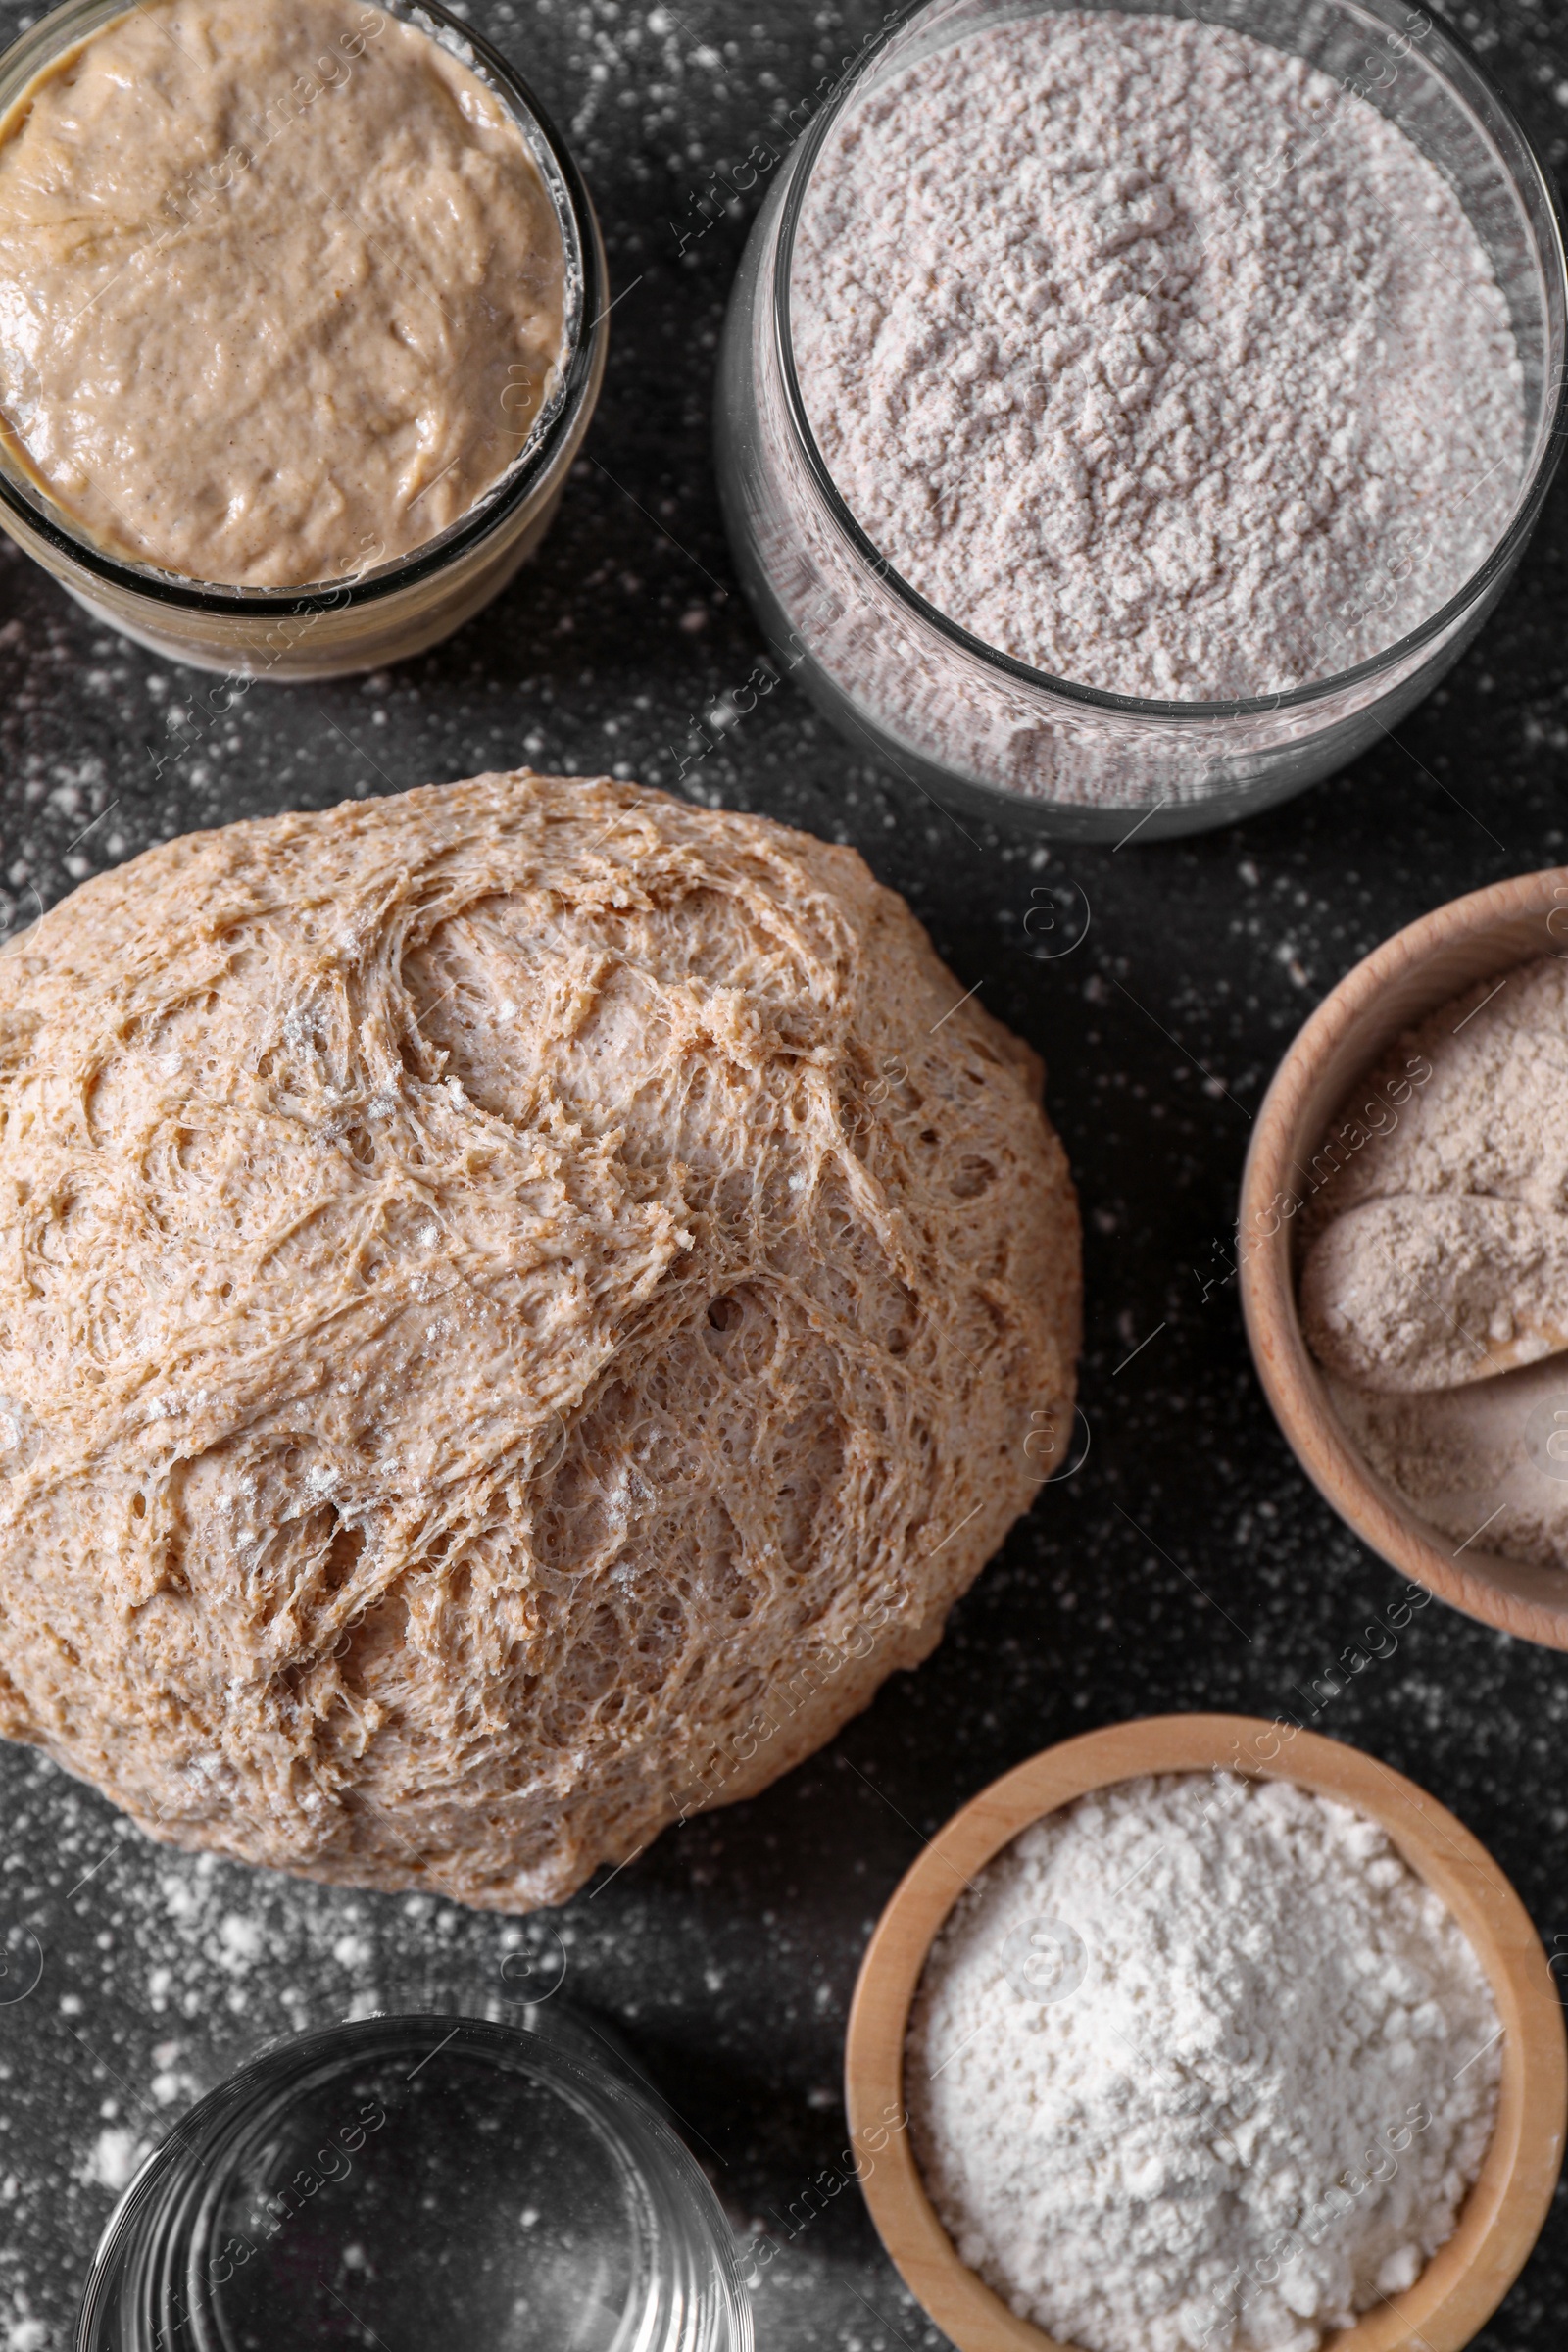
[76,2009,751,2352]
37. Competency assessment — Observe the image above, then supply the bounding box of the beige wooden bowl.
[844,1714,1565,2352]
[1238,867,1568,1648]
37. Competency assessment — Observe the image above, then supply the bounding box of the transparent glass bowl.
[75,2008,753,2352]
[0,0,608,679]
[715,0,1568,840]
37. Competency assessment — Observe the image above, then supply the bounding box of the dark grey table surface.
[2,0,1567,2344]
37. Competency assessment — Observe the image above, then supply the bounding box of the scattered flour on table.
[906,1773,1501,2352]
[0,2301,48,2352]
[792,12,1524,699]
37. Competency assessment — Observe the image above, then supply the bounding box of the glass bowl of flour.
[715,0,1567,839]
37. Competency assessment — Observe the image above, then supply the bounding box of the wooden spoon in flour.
[1300,1194,1568,1394]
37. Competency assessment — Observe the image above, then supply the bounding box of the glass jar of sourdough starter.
[0,0,607,679]
[715,0,1568,840]
[75,2009,752,2352]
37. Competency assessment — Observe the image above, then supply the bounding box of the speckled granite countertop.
[2,0,1567,2345]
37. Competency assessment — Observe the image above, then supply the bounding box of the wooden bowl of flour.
[844,1715,1565,2352]
[1239,866,1568,1649]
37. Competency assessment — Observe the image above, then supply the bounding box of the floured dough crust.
[0,773,1079,1911]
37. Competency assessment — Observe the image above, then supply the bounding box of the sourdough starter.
[0,0,567,586]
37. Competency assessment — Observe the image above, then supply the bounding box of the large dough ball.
[0,775,1079,1909]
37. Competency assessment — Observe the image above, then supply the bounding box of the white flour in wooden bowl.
[906,1773,1501,2352]
[791,11,1525,702]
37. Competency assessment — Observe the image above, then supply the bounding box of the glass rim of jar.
[74,2005,755,2352]
[0,0,606,614]
[770,0,1568,724]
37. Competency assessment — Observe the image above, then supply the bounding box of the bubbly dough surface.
[0,0,566,585]
[0,773,1079,1911]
